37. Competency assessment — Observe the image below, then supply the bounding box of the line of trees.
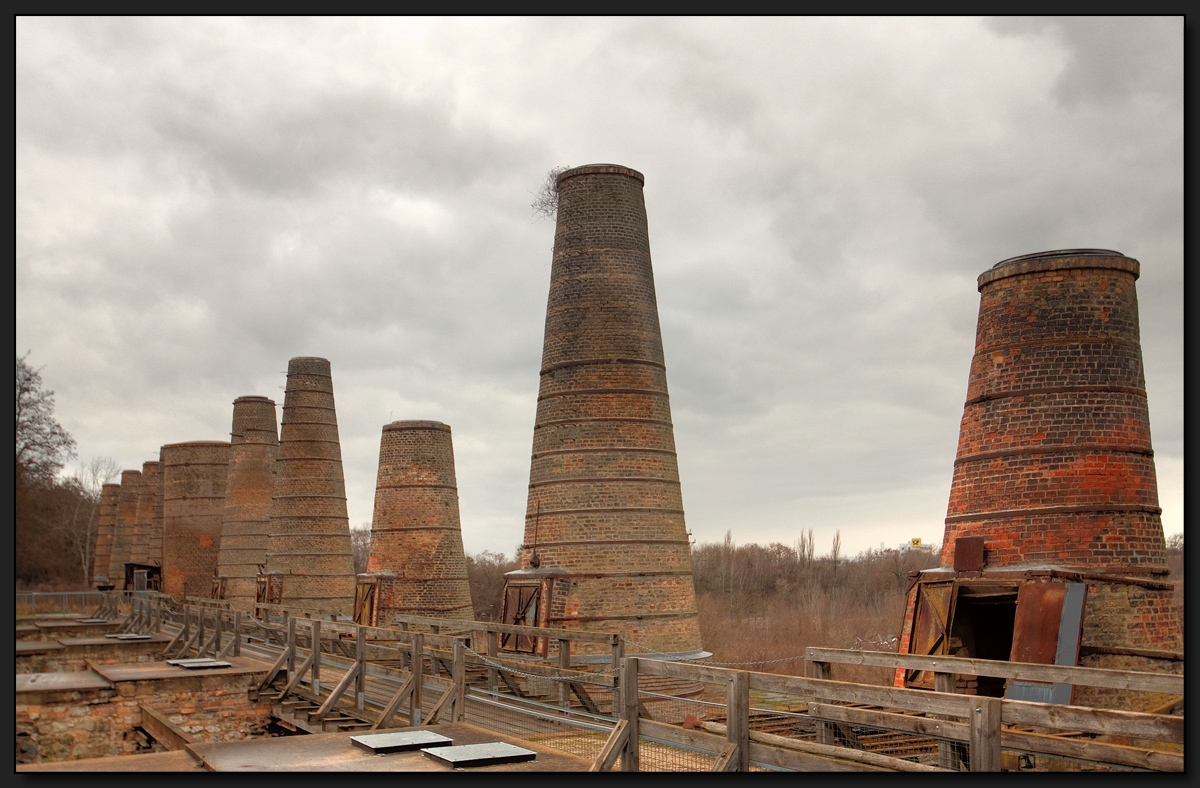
[16,353,121,588]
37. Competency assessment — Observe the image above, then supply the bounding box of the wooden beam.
[139,706,198,751]
[370,673,416,731]
[1001,697,1183,742]
[712,742,740,772]
[314,663,360,719]
[806,647,1183,695]
[697,720,947,772]
[589,719,629,772]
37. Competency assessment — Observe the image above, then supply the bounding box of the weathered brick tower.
[107,469,142,582]
[92,482,120,589]
[361,421,474,626]
[149,447,166,566]
[216,396,279,610]
[897,250,1180,709]
[161,441,230,599]
[509,164,705,658]
[264,357,356,616]
[129,461,160,565]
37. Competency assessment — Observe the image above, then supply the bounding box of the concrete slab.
[16,671,113,693]
[186,722,593,771]
[17,750,207,772]
[91,656,273,683]
[16,641,66,654]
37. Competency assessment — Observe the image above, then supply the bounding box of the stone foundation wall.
[15,673,271,763]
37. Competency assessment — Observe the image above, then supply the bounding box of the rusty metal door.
[904,580,958,689]
[1005,581,1087,704]
[499,583,541,654]
[133,569,148,592]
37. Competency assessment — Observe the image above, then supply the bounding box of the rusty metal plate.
[421,742,536,768]
[1009,581,1065,664]
[904,580,957,689]
[953,537,986,572]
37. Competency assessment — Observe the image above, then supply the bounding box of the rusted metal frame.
[620,657,640,772]
[589,719,629,771]
[806,647,1184,695]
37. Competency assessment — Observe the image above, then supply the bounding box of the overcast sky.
[16,17,1184,562]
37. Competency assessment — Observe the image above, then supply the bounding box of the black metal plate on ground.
[76,618,110,624]
[421,742,536,768]
[179,661,231,669]
[112,634,151,640]
[350,731,454,754]
[166,658,219,665]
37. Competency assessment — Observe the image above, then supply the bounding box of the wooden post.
[452,640,466,722]
[286,616,296,677]
[812,660,835,745]
[311,619,321,697]
[611,634,624,717]
[559,638,572,709]
[487,630,499,693]
[411,634,424,726]
[356,625,366,710]
[213,608,222,657]
[969,696,1002,772]
[197,607,206,656]
[620,657,640,772]
[727,670,750,771]
[935,671,957,770]
[233,610,241,657]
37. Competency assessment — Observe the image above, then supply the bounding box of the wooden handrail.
[805,647,1183,695]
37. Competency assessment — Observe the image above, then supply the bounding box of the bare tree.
[351,522,372,575]
[830,530,842,585]
[58,456,120,583]
[16,352,77,486]
[531,165,571,221]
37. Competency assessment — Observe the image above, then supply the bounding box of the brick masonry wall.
[16,641,168,673]
[129,461,160,565]
[943,252,1169,576]
[107,469,142,580]
[149,446,166,565]
[15,673,271,763]
[217,396,279,611]
[265,357,356,615]
[92,483,120,586]
[161,441,230,598]
[366,421,474,622]
[522,164,702,654]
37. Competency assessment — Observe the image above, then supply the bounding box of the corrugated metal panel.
[1006,581,1086,704]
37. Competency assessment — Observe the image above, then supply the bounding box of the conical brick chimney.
[517,164,704,656]
[92,482,120,588]
[161,441,229,598]
[108,469,141,583]
[365,420,474,624]
[129,461,159,565]
[935,249,1180,707]
[217,396,279,610]
[264,357,356,616]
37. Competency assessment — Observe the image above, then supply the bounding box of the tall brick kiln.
[106,469,142,583]
[503,164,706,659]
[160,441,230,599]
[215,396,279,610]
[358,421,474,627]
[91,482,120,589]
[129,461,159,565]
[262,357,356,616]
[149,447,165,566]
[896,250,1180,709]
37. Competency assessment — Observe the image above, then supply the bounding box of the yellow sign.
[911,538,922,547]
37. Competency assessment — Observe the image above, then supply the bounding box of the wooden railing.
[588,653,1184,772]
